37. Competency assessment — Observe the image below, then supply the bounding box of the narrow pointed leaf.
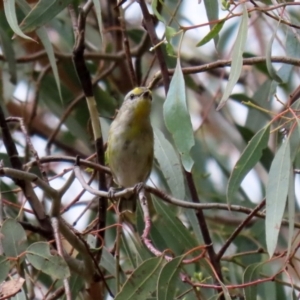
[3,0,35,41]
[266,20,283,83]
[163,58,195,171]
[266,139,291,257]
[217,5,248,110]
[157,256,183,300]
[0,22,17,83]
[0,219,27,258]
[227,124,270,202]
[36,27,62,100]
[20,0,73,33]
[26,242,70,279]
[16,0,62,100]
[154,127,185,199]
[0,255,10,282]
[196,21,224,47]
[151,0,164,22]
[92,0,104,44]
[115,256,166,300]
[287,168,295,257]
[243,263,261,300]
[203,0,219,45]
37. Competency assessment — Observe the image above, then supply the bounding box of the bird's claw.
[133,182,144,194]
[108,187,122,199]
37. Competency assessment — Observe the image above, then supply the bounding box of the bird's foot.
[108,187,122,199]
[133,182,145,195]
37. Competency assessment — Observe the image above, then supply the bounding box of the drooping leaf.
[153,127,185,200]
[266,20,283,83]
[3,0,35,41]
[165,26,177,56]
[0,219,27,258]
[217,4,248,110]
[196,21,224,47]
[16,0,62,100]
[243,263,261,300]
[26,242,70,279]
[115,256,166,300]
[245,79,274,132]
[0,255,10,282]
[227,124,270,202]
[157,256,183,300]
[287,168,295,257]
[266,139,291,257]
[0,16,17,84]
[20,0,73,33]
[203,0,219,45]
[278,23,300,83]
[163,58,195,171]
[92,0,104,45]
[151,0,164,23]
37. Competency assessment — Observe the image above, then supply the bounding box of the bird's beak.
[143,90,152,101]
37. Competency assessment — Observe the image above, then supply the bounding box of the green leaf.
[100,247,117,277]
[115,256,166,300]
[20,0,73,33]
[152,197,198,255]
[217,4,248,110]
[245,79,274,132]
[3,0,35,41]
[0,219,27,258]
[266,139,291,257]
[266,20,283,83]
[165,26,177,43]
[203,0,219,45]
[219,281,232,300]
[16,0,62,100]
[153,127,185,200]
[26,242,70,279]
[196,21,224,47]
[0,18,17,84]
[0,255,10,282]
[165,26,176,56]
[287,168,295,257]
[163,58,195,171]
[151,0,164,23]
[227,124,270,202]
[36,27,62,100]
[157,256,183,300]
[243,263,261,299]
[92,0,104,45]
[277,24,300,83]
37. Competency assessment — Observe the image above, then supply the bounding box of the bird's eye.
[129,94,135,100]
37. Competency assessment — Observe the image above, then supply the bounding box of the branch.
[148,56,300,89]
[0,105,53,237]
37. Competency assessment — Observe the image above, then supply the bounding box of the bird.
[106,87,154,212]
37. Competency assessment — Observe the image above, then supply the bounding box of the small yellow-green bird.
[106,87,154,212]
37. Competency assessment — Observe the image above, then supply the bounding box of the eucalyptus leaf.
[157,256,183,300]
[3,0,35,41]
[20,0,73,33]
[115,256,166,300]
[26,242,70,279]
[266,20,283,83]
[163,58,195,171]
[217,4,248,110]
[0,255,10,282]
[227,124,270,202]
[153,127,185,200]
[266,139,291,257]
[0,219,27,258]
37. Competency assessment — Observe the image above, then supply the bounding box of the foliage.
[0,0,300,299]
